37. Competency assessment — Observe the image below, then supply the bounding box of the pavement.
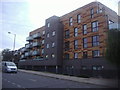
[18,69,118,88]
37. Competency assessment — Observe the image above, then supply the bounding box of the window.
[47,23,50,27]
[92,21,98,32]
[64,53,69,60]
[92,50,100,57]
[52,31,55,36]
[92,65,103,70]
[77,14,81,23]
[90,8,94,18]
[83,52,87,58]
[51,53,55,58]
[83,38,87,48]
[83,24,87,34]
[42,40,44,44]
[64,41,69,51]
[74,53,78,59]
[65,30,70,39]
[74,40,78,49]
[41,49,44,54]
[92,35,99,47]
[45,55,48,59]
[47,33,50,38]
[46,44,49,48]
[42,31,45,35]
[52,42,55,47]
[74,27,78,37]
[81,66,87,70]
[69,17,73,26]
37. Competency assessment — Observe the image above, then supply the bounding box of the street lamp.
[8,32,16,51]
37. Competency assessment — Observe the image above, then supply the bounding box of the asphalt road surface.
[2,71,107,89]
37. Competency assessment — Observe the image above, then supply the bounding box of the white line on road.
[12,82,15,85]
[17,84,21,88]
[29,79,37,82]
[7,81,10,83]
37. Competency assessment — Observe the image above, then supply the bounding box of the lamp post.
[8,32,16,51]
[8,32,16,62]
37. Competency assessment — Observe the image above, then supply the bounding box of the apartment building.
[19,1,118,78]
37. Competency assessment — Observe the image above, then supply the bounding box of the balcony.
[25,52,32,57]
[21,48,27,53]
[109,23,118,30]
[21,55,26,59]
[26,36,33,41]
[33,33,41,39]
[26,44,32,49]
[32,50,40,56]
[32,42,41,47]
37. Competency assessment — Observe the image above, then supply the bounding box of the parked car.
[2,61,17,73]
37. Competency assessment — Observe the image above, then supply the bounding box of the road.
[2,71,107,89]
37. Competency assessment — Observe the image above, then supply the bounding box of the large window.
[64,41,69,51]
[90,8,94,18]
[83,52,87,58]
[92,65,103,70]
[92,50,100,57]
[47,33,50,38]
[74,40,78,49]
[74,53,78,59]
[83,38,87,48]
[45,55,48,59]
[47,22,50,27]
[42,40,44,44]
[74,27,78,37]
[77,14,81,23]
[52,42,55,47]
[92,21,98,32]
[64,53,69,60]
[41,49,44,54]
[46,44,50,48]
[83,24,87,34]
[69,17,73,26]
[51,53,55,58]
[92,35,99,47]
[52,31,55,36]
[42,31,45,35]
[65,30,70,39]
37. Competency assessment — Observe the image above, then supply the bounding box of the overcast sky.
[0,0,119,51]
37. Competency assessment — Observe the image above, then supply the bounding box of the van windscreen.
[6,62,16,66]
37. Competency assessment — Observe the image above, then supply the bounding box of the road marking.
[12,82,15,85]
[7,81,10,83]
[29,79,37,82]
[17,84,21,88]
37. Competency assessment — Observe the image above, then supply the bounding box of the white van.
[2,61,17,73]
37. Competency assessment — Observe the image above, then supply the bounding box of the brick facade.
[18,1,118,78]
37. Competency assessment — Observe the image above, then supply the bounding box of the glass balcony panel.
[32,51,40,56]
[32,42,41,47]
[33,33,41,39]
[26,36,33,41]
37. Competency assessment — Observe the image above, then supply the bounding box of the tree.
[2,49,14,61]
[105,29,120,66]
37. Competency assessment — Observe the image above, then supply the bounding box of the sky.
[0,0,119,51]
